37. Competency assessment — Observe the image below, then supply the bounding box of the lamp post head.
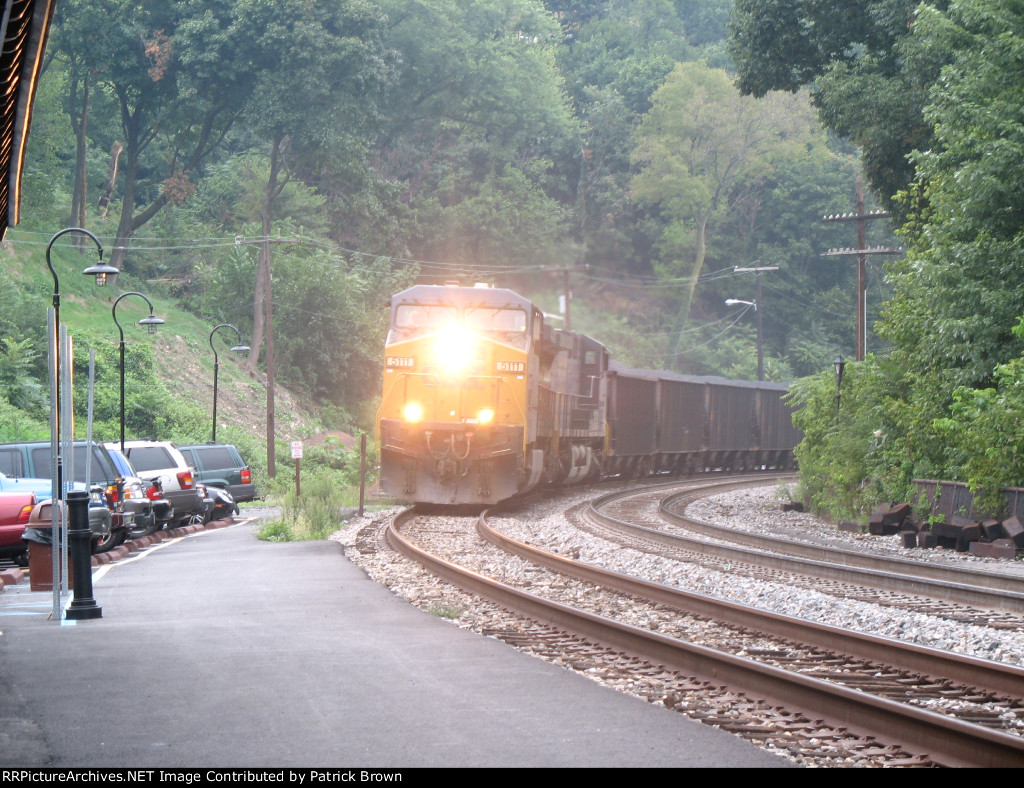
[834,355,846,386]
[139,313,164,335]
[83,261,120,286]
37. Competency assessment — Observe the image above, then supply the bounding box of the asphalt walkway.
[0,519,794,768]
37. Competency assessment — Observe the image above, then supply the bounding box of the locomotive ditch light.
[477,408,495,424]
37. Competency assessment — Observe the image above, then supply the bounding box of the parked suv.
[0,441,116,549]
[178,443,259,503]
[117,440,208,527]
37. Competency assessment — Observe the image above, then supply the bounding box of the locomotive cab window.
[464,307,527,333]
[395,304,458,329]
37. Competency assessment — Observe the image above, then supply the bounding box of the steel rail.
[386,506,1024,768]
[586,479,1024,612]
[478,511,1024,699]
[660,485,1024,596]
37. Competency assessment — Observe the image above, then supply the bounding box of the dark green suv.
[178,443,258,503]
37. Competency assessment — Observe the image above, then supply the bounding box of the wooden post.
[358,434,367,517]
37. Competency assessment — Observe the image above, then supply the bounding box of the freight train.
[376,282,801,505]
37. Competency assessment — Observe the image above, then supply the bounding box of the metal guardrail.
[913,479,1024,522]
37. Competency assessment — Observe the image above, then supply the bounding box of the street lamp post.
[43,227,119,623]
[731,264,778,381]
[112,292,164,451]
[209,324,250,443]
[725,298,764,381]
[44,228,119,497]
[834,355,846,425]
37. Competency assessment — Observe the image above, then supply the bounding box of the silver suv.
[117,441,208,528]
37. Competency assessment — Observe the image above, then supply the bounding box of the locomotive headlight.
[476,408,495,424]
[403,402,424,423]
[433,326,478,374]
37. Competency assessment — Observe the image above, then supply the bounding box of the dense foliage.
[3,0,874,449]
[741,0,1024,519]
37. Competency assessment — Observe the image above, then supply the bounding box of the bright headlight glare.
[477,408,495,424]
[433,326,477,374]
[403,402,424,423]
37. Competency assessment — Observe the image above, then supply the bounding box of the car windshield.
[106,448,136,478]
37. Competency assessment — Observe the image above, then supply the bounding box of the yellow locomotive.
[377,283,607,505]
[377,282,800,506]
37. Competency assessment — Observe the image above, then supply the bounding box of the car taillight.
[17,503,33,523]
[177,470,194,489]
[241,469,251,484]
[105,484,119,504]
[146,485,161,501]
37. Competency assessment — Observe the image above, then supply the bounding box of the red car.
[0,491,38,567]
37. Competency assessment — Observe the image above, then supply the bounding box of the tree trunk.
[97,141,123,221]
[665,213,709,371]
[69,75,89,240]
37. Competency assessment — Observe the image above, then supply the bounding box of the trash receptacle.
[22,502,71,592]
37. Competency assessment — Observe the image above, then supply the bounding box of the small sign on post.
[291,441,303,498]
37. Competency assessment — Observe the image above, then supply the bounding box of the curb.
[0,516,239,592]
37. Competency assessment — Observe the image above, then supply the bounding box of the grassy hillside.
[0,230,358,499]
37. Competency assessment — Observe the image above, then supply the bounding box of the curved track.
[383,478,1024,767]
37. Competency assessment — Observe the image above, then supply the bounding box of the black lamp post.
[43,227,118,622]
[834,354,846,424]
[209,324,249,442]
[45,228,119,497]
[112,292,164,451]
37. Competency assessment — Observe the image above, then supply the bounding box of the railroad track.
[367,478,1024,767]
[599,480,1024,611]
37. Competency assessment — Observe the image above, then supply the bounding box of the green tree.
[728,0,953,204]
[373,0,578,268]
[868,0,1024,483]
[48,0,286,274]
[631,62,827,369]
[232,0,391,372]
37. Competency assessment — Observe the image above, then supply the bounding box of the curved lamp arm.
[209,324,250,442]
[112,292,164,450]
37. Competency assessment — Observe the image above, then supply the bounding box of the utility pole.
[733,264,778,381]
[544,265,587,331]
[236,235,299,478]
[821,178,901,361]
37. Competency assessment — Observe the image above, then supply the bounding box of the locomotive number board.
[496,361,526,373]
